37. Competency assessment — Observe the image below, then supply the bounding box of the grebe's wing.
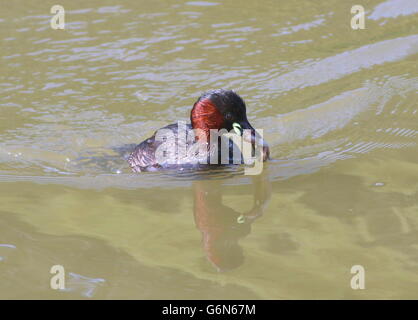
[128,135,164,172]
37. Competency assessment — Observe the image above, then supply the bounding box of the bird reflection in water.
[193,172,271,271]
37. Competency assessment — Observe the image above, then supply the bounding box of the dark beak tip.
[263,145,270,161]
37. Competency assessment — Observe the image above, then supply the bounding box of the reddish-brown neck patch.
[191,98,225,141]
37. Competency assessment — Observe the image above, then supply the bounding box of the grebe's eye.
[224,112,233,121]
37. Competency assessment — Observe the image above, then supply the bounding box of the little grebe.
[127,89,269,172]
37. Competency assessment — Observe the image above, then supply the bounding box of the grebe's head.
[191,89,251,134]
[191,89,270,160]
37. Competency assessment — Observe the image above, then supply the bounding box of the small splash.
[373,182,385,187]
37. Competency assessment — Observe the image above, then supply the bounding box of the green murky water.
[0,0,417,299]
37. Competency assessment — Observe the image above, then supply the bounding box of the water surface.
[0,0,417,299]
